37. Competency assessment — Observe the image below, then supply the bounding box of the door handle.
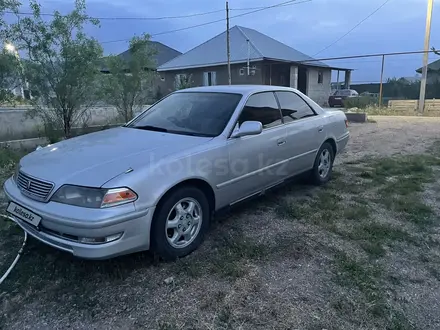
[318,126,324,132]
[277,140,286,146]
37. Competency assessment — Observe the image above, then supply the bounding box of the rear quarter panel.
[322,110,349,154]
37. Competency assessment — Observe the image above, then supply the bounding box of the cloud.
[9,0,440,81]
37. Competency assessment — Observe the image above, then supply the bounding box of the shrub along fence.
[0,105,150,142]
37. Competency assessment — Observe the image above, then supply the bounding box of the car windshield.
[127,92,242,137]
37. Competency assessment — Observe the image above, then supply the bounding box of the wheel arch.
[153,178,216,218]
[323,138,337,156]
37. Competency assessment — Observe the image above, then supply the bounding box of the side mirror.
[231,121,263,138]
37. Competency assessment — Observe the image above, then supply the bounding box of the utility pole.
[226,1,231,85]
[418,0,434,114]
[379,55,385,108]
[247,39,250,75]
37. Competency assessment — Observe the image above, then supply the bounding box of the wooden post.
[419,0,434,113]
[226,1,231,85]
[379,55,385,108]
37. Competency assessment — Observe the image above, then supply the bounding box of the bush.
[43,121,63,144]
[344,96,379,109]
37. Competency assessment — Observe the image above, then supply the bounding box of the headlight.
[51,185,137,208]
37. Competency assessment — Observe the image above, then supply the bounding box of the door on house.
[298,66,307,94]
[279,71,290,87]
[203,71,217,86]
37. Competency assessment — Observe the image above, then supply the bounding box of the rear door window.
[275,91,316,123]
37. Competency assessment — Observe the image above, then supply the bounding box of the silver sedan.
[3,85,349,260]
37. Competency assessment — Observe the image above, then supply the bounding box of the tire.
[150,186,210,261]
[329,103,334,108]
[310,142,334,185]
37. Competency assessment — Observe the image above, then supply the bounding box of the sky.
[6,0,440,83]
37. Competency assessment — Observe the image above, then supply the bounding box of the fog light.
[78,232,123,244]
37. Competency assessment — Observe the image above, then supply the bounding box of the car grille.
[16,171,54,202]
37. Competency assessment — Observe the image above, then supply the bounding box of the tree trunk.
[64,119,71,138]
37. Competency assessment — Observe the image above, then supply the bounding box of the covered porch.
[261,60,352,95]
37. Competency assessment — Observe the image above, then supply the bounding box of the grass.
[343,204,369,220]
[333,252,414,328]
[173,231,310,279]
[0,148,22,171]
[272,149,438,328]
[360,242,387,258]
[1,138,440,329]
[355,154,439,228]
[333,251,385,314]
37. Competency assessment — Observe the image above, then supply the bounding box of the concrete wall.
[158,62,264,93]
[0,105,149,142]
[307,67,332,106]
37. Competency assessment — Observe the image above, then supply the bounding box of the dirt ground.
[1,116,440,330]
[336,116,440,163]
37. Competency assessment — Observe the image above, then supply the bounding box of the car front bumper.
[3,177,155,259]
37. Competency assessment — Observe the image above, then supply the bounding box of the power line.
[313,0,393,57]
[330,56,438,65]
[229,2,308,11]
[5,0,310,21]
[6,9,225,20]
[101,0,311,44]
[301,49,438,63]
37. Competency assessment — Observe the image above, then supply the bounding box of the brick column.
[290,65,298,89]
[344,70,352,89]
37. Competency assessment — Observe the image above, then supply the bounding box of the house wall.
[427,72,440,84]
[306,67,332,106]
[158,62,264,94]
[158,62,332,106]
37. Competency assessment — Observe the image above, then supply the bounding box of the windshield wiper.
[167,130,214,137]
[130,125,168,132]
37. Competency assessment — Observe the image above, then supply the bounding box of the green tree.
[175,74,193,90]
[100,34,157,122]
[0,0,22,104]
[4,0,103,138]
[0,49,22,104]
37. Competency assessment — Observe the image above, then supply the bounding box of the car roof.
[174,85,296,95]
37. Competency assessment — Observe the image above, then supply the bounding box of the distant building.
[416,59,440,84]
[100,41,182,99]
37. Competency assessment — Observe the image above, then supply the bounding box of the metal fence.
[300,50,440,113]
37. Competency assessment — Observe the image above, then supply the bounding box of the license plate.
[6,202,42,227]
[335,97,342,100]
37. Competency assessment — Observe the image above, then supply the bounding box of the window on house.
[318,71,323,84]
[203,71,217,86]
[239,68,245,76]
[275,91,316,123]
[238,92,282,129]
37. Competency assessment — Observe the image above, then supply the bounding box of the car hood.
[19,127,211,187]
